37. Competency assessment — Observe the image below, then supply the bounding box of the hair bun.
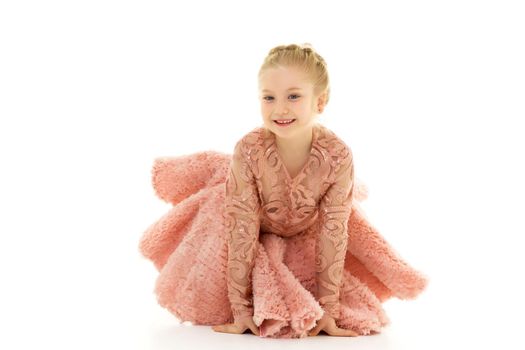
[302,43,313,51]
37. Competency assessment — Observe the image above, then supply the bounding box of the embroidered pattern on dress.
[224,123,354,320]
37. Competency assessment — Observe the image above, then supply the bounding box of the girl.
[139,43,428,339]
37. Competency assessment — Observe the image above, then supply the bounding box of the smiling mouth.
[274,119,296,125]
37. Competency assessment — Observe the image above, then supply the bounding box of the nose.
[277,102,289,115]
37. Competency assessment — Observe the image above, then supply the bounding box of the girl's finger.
[328,327,343,337]
[331,327,359,337]
[213,323,240,334]
[347,329,359,337]
[212,324,227,332]
[308,324,322,336]
[247,321,260,335]
[338,326,358,337]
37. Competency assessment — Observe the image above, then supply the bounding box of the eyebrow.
[262,87,303,93]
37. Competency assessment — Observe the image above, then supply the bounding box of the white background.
[1,0,524,349]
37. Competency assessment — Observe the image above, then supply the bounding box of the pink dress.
[139,122,428,339]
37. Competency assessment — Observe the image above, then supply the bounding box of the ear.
[316,91,328,113]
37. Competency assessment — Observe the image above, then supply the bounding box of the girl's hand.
[212,315,260,336]
[308,313,359,337]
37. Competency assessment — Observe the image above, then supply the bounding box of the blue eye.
[263,95,300,101]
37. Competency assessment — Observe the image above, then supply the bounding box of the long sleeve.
[224,139,261,320]
[315,148,354,320]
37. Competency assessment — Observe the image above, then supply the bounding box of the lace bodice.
[224,123,354,321]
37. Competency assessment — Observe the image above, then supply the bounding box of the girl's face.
[258,65,325,138]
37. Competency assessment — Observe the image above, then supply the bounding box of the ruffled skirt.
[139,151,428,338]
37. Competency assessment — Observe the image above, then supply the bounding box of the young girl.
[139,43,428,339]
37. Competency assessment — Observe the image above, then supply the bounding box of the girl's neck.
[273,123,316,158]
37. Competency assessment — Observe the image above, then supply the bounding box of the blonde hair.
[258,42,330,106]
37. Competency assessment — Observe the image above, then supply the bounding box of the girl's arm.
[223,138,261,321]
[316,148,354,320]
